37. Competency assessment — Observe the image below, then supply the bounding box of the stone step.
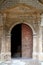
[0,59,41,65]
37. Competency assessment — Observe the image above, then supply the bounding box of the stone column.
[0,13,11,61]
[0,13,7,61]
[4,33,11,61]
[33,34,38,59]
[38,26,43,61]
[32,13,40,60]
[0,13,4,61]
[38,14,43,61]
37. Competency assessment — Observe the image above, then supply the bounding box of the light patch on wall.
[41,21,43,26]
[41,14,43,26]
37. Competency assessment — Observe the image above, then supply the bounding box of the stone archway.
[0,4,41,61]
[11,23,33,58]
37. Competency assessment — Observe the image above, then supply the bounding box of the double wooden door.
[11,23,33,58]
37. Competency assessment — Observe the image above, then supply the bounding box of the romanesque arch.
[11,23,33,58]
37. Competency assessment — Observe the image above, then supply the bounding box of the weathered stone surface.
[0,59,41,65]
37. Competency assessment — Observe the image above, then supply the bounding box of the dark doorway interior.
[11,24,21,58]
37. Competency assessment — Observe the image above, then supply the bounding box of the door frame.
[9,22,36,59]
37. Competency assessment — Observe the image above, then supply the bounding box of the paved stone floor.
[41,62,43,65]
[0,59,42,65]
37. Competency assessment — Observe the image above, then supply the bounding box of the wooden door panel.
[22,24,33,58]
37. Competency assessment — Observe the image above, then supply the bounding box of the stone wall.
[0,4,43,61]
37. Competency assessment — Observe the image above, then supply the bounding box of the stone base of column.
[32,52,39,60]
[33,52,43,61]
[1,52,11,61]
[38,53,43,61]
[0,54,1,61]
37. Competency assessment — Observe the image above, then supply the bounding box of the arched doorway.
[11,23,33,58]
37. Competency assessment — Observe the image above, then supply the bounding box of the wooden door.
[11,23,33,58]
[22,23,33,58]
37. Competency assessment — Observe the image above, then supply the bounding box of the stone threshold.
[0,59,41,65]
